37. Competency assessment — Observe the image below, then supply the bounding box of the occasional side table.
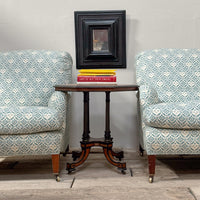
[55,84,139,174]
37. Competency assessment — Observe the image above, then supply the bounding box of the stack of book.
[77,69,117,84]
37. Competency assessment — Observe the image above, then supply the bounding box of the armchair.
[0,50,72,181]
[136,49,200,182]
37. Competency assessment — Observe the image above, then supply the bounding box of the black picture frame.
[74,10,126,69]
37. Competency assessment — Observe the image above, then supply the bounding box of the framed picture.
[74,10,126,69]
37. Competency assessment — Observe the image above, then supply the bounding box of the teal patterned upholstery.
[0,50,72,156]
[136,49,200,155]
[144,101,200,129]
[0,106,64,134]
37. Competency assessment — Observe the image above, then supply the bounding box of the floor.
[0,149,200,200]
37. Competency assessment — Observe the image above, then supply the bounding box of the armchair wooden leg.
[148,155,156,183]
[52,154,60,182]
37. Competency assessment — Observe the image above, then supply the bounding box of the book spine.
[77,82,117,85]
[77,76,116,82]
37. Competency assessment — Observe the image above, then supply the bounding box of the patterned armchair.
[0,50,72,181]
[136,49,200,183]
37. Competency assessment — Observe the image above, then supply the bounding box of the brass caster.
[56,175,60,182]
[149,176,154,183]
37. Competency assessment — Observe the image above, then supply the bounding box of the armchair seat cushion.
[144,101,200,130]
[0,106,63,135]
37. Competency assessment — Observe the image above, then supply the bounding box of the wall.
[0,0,200,151]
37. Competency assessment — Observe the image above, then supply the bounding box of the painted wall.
[0,0,200,150]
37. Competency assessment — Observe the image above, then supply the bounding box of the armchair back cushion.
[0,50,72,106]
[136,49,200,103]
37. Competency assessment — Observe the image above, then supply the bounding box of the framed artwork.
[74,10,126,69]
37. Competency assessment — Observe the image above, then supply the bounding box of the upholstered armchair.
[0,50,72,181]
[136,49,200,183]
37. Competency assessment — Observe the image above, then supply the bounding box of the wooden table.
[55,84,139,174]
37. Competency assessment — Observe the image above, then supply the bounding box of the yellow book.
[78,69,116,74]
[78,73,116,76]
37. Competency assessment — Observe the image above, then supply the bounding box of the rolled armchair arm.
[138,85,160,110]
[48,91,67,120]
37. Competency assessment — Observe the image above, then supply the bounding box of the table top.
[55,84,139,92]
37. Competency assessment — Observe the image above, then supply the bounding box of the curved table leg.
[66,143,91,173]
[103,144,126,173]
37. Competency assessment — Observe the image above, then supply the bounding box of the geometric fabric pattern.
[0,50,72,106]
[0,106,63,135]
[0,131,62,156]
[144,101,200,129]
[145,126,200,155]
[136,48,200,155]
[136,49,200,103]
[0,50,72,156]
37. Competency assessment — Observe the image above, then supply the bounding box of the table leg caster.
[118,167,126,174]
[56,175,60,182]
[68,169,76,174]
[149,176,154,183]
[66,164,76,174]
[121,169,126,174]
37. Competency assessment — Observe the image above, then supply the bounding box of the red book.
[77,76,116,82]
